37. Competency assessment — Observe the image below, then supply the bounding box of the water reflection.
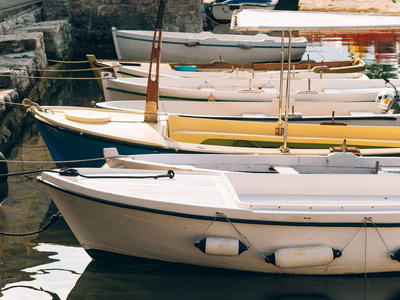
[300,29,400,79]
[1,29,400,300]
[67,259,400,300]
[1,244,91,300]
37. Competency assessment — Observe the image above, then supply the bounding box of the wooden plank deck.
[299,0,400,14]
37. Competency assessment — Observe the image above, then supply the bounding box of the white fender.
[195,237,248,256]
[265,245,342,268]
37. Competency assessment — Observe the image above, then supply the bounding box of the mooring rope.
[57,168,175,179]
[47,58,96,64]
[0,166,175,180]
[0,169,56,178]
[0,102,30,110]
[7,65,111,72]
[204,12,231,27]
[3,156,107,165]
[0,212,62,237]
[0,73,101,80]
[2,154,130,165]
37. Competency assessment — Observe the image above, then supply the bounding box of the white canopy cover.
[231,10,400,31]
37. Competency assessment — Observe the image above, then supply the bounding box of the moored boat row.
[32,8,400,275]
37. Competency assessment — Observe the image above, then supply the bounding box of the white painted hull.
[114,63,368,80]
[96,100,400,126]
[40,168,400,275]
[104,150,400,174]
[102,77,398,103]
[112,29,307,63]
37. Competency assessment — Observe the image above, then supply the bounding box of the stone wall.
[0,6,74,157]
[42,0,203,59]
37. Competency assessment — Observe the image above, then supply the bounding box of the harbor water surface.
[1,30,400,299]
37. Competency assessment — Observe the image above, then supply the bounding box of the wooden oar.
[145,0,167,122]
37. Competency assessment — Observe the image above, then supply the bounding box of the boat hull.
[102,77,397,103]
[40,170,400,275]
[96,100,400,127]
[35,120,168,167]
[112,29,307,63]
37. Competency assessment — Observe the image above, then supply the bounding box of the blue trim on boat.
[116,34,307,50]
[39,176,400,228]
[29,112,187,167]
[105,86,270,102]
[116,71,144,78]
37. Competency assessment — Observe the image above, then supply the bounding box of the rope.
[0,212,61,237]
[204,12,231,27]
[364,221,368,278]
[0,102,29,110]
[221,212,266,260]
[47,58,95,64]
[7,65,111,72]
[0,156,106,164]
[196,212,266,261]
[0,169,56,178]
[0,73,102,80]
[195,213,220,243]
[57,168,175,179]
[340,218,369,253]
[3,155,128,164]
[369,217,393,254]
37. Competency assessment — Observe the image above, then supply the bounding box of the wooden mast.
[144,0,167,122]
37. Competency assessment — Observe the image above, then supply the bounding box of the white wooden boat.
[38,152,400,275]
[88,54,366,79]
[102,76,399,103]
[205,0,278,23]
[111,28,307,63]
[102,147,400,173]
[111,62,368,80]
[94,98,400,126]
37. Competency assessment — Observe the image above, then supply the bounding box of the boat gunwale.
[38,176,400,228]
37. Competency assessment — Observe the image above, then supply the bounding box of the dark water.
[1,30,400,300]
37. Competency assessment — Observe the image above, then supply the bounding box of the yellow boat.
[27,104,400,167]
